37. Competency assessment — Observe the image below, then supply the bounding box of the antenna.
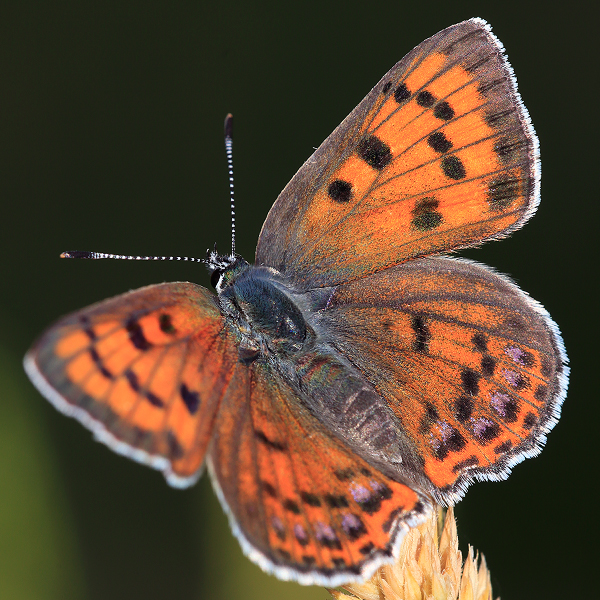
[60,250,206,263]
[224,113,236,256]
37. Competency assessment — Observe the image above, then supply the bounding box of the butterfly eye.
[210,269,222,289]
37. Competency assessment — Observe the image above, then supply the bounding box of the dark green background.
[1,2,595,599]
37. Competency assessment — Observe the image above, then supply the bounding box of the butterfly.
[24,18,568,587]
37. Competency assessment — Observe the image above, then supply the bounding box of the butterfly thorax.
[212,257,312,357]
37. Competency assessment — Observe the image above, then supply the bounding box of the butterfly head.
[206,247,249,293]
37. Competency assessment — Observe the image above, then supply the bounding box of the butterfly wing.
[24,282,239,487]
[256,18,538,289]
[313,257,568,504]
[207,359,431,586]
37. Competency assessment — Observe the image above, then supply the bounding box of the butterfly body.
[25,18,568,586]
[212,255,410,477]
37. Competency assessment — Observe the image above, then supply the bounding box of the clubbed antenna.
[60,250,205,263]
[224,113,236,256]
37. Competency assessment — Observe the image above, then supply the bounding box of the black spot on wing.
[412,500,426,515]
[428,131,453,153]
[180,383,200,415]
[80,315,96,341]
[519,350,535,368]
[501,397,520,423]
[261,481,277,498]
[359,542,375,555]
[434,101,454,120]
[125,369,141,392]
[356,483,392,515]
[461,369,481,396]
[159,313,176,334]
[481,355,496,376]
[126,318,152,351]
[441,155,466,180]
[394,82,411,102]
[540,356,552,378]
[357,135,392,170]
[435,429,466,460]
[455,396,474,422]
[317,533,342,550]
[494,440,513,454]
[294,527,309,546]
[325,494,349,509]
[472,333,487,352]
[477,421,500,444]
[300,491,321,507]
[523,412,537,429]
[513,373,530,391]
[283,499,300,514]
[146,390,164,408]
[83,327,97,341]
[341,514,367,540]
[416,90,436,107]
[328,179,353,203]
[411,197,443,231]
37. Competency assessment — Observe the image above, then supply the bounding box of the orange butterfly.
[24,18,568,586]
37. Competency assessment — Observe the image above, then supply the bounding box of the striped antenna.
[224,113,236,256]
[60,250,206,263]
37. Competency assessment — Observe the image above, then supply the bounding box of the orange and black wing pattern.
[208,360,431,585]
[256,18,538,289]
[24,283,239,486]
[314,257,568,504]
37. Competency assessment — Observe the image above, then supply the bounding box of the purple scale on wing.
[502,369,526,388]
[340,512,368,540]
[490,391,511,416]
[432,421,452,442]
[368,480,391,498]
[473,418,494,438]
[349,482,371,503]
[315,521,337,541]
[271,515,285,540]
[505,346,534,367]
[294,523,309,545]
[341,513,362,532]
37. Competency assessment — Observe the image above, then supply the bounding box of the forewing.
[314,258,568,504]
[24,282,239,487]
[208,359,431,586]
[256,18,538,289]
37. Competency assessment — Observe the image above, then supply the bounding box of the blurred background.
[0,2,595,599]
